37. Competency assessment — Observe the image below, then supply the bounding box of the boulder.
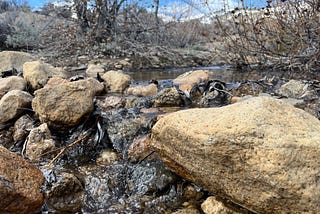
[0,145,44,214]
[86,64,105,78]
[32,78,101,129]
[23,61,67,90]
[173,70,210,92]
[0,76,26,99]
[102,70,131,93]
[151,97,320,213]
[153,87,183,107]
[127,83,158,96]
[0,90,33,124]
[26,123,55,161]
[0,51,34,74]
[278,80,306,98]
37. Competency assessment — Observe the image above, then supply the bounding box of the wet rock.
[96,95,126,110]
[127,83,158,96]
[32,78,101,129]
[80,164,128,212]
[86,64,105,78]
[125,95,153,108]
[128,135,152,162]
[102,70,131,93]
[172,207,201,214]
[201,196,238,214]
[128,159,177,195]
[0,90,33,124]
[23,61,67,90]
[0,51,34,74]
[231,81,267,97]
[0,145,44,214]
[0,76,26,99]
[0,126,14,148]
[45,172,84,213]
[26,123,55,161]
[173,70,210,92]
[104,108,148,156]
[199,90,230,107]
[13,114,34,142]
[151,96,320,213]
[96,150,118,166]
[153,87,183,107]
[80,161,182,213]
[278,79,306,98]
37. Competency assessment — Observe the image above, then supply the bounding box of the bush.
[3,11,44,49]
[214,0,320,72]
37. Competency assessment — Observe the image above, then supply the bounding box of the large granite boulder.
[0,146,44,214]
[151,97,320,213]
[32,78,103,129]
[0,76,26,99]
[0,51,34,74]
[23,61,67,90]
[0,90,33,124]
[173,70,210,92]
[102,70,131,93]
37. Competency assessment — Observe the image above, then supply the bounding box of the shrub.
[214,0,320,72]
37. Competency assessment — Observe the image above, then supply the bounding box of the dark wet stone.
[45,172,84,213]
[103,108,152,157]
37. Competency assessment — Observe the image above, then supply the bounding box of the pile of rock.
[1,50,320,213]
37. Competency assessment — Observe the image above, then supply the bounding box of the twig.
[46,132,91,168]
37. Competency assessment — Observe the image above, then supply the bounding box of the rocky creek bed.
[0,51,320,214]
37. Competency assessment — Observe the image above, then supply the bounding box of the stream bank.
[0,51,319,213]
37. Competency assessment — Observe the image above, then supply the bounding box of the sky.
[26,0,266,10]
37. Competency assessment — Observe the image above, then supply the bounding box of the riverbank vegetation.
[0,0,319,73]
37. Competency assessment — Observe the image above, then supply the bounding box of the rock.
[23,61,67,90]
[0,126,14,148]
[172,207,201,214]
[128,160,178,195]
[125,95,153,109]
[102,70,131,93]
[201,197,237,214]
[0,145,44,214]
[173,70,210,92]
[0,51,34,74]
[0,90,33,124]
[96,95,126,110]
[32,78,101,129]
[278,79,306,98]
[96,150,118,166]
[0,76,26,99]
[151,96,320,213]
[26,123,55,161]
[86,64,105,78]
[45,172,84,213]
[128,135,152,162]
[153,87,183,107]
[104,108,147,156]
[13,115,34,142]
[43,76,69,88]
[127,83,158,96]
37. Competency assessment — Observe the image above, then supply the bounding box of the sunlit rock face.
[151,96,320,213]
